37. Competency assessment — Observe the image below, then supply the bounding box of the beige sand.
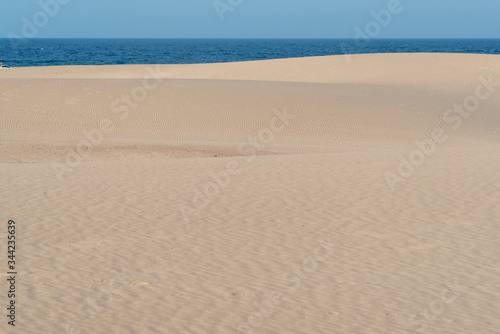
[1,54,499,333]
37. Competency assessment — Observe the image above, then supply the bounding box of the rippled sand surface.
[1,54,499,333]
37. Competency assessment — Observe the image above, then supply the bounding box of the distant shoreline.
[1,38,499,67]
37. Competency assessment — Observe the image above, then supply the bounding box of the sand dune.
[1,54,499,333]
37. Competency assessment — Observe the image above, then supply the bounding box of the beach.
[1,53,499,333]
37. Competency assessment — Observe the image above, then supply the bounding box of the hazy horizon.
[3,37,500,40]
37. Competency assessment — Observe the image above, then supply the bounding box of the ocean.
[0,38,499,68]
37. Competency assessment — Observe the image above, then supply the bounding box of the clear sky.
[2,0,499,39]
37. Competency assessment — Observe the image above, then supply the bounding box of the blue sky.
[2,0,499,38]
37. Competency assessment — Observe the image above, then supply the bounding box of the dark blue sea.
[0,39,499,68]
